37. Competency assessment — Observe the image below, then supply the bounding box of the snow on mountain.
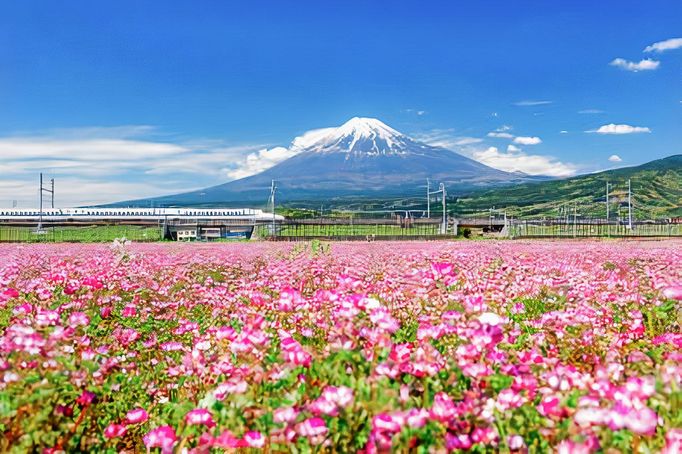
[292,117,413,155]
[123,117,545,205]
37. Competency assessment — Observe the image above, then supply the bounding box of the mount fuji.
[125,118,543,205]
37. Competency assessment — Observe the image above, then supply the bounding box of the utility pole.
[605,181,610,222]
[269,180,277,238]
[606,181,610,237]
[627,179,633,230]
[573,203,577,238]
[426,178,430,218]
[38,173,43,231]
[36,173,54,232]
[440,183,446,234]
[428,182,446,234]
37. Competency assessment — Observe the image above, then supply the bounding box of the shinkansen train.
[0,207,284,222]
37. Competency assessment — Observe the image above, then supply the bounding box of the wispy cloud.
[514,100,552,106]
[513,136,542,145]
[487,132,514,139]
[402,109,427,116]
[608,154,623,162]
[0,126,275,207]
[411,129,483,149]
[578,109,604,114]
[610,58,660,71]
[644,37,682,53]
[470,146,577,177]
[588,124,651,134]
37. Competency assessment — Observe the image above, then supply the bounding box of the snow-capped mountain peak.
[292,117,413,155]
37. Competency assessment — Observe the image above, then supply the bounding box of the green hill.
[454,155,682,219]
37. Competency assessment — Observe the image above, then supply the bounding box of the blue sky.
[0,0,681,206]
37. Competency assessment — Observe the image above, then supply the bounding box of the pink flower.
[430,392,456,421]
[68,311,90,327]
[185,408,215,427]
[624,407,658,435]
[373,413,403,433]
[297,417,328,437]
[143,426,177,451]
[538,395,564,418]
[662,429,682,454]
[662,285,682,301]
[508,435,525,450]
[479,312,504,326]
[431,262,455,278]
[125,407,149,424]
[76,390,97,408]
[243,431,265,448]
[274,406,299,424]
[214,430,241,448]
[2,288,19,299]
[104,423,127,439]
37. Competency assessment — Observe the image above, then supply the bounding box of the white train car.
[0,207,284,222]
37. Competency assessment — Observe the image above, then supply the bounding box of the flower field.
[1,240,681,453]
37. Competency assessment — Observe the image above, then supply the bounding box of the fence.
[510,221,682,238]
[256,217,443,239]
[0,225,164,243]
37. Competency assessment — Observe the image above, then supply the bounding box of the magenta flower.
[297,417,328,437]
[76,390,97,408]
[143,426,177,451]
[430,392,456,421]
[100,306,112,318]
[104,423,127,439]
[624,407,658,435]
[243,431,265,448]
[185,408,215,427]
[662,285,682,301]
[274,406,299,424]
[125,407,149,424]
[68,311,90,327]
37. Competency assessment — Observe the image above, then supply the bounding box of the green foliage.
[455,154,682,219]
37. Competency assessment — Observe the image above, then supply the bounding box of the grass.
[259,224,441,237]
[0,226,163,243]
[510,222,682,238]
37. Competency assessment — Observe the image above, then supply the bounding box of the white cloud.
[487,132,514,139]
[471,147,577,177]
[290,127,336,149]
[608,154,623,162]
[610,58,660,71]
[411,129,483,149]
[507,144,521,152]
[559,130,569,134]
[0,177,196,208]
[644,37,682,53]
[226,147,298,180]
[589,124,651,134]
[451,137,484,146]
[0,126,280,207]
[514,100,552,106]
[578,109,604,114]
[0,138,188,161]
[513,136,542,145]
